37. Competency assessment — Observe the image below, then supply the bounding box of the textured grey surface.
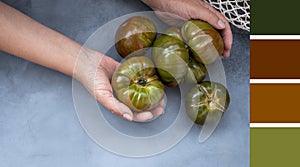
[0,0,249,166]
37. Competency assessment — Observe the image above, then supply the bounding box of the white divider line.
[250,123,300,128]
[250,79,300,84]
[250,35,300,40]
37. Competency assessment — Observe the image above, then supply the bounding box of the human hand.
[142,0,232,57]
[75,48,165,122]
[0,2,164,122]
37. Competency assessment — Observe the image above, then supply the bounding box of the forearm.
[0,2,80,77]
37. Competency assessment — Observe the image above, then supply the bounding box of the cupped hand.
[142,0,232,57]
[75,48,165,122]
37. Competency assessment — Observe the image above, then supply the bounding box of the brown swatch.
[251,40,300,78]
[251,84,300,123]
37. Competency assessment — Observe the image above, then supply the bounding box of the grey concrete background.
[0,0,249,166]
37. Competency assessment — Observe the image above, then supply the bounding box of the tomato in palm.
[111,56,164,112]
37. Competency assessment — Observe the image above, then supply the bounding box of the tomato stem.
[137,77,147,86]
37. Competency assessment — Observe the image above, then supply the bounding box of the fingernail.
[123,113,132,121]
[218,20,225,29]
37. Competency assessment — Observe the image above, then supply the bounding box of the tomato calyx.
[133,75,159,87]
[136,77,148,86]
[197,84,226,113]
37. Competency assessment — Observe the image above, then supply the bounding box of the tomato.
[115,16,157,58]
[163,27,183,40]
[185,56,207,84]
[185,82,230,125]
[111,56,165,112]
[181,20,224,64]
[152,27,189,87]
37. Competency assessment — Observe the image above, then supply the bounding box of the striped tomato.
[115,16,157,58]
[111,56,164,112]
[181,20,224,64]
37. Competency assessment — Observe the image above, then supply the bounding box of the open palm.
[77,48,164,122]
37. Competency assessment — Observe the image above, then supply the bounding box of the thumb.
[190,4,226,29]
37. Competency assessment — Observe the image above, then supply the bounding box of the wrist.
[72,47,104,83]
[54,39,82,77]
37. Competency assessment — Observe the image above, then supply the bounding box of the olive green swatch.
[251,0,300,34]
[251,128,300,166]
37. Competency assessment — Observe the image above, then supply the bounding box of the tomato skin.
[185,57,207,84]
[185,82,230,125]
[163,27,183,40]
[115,16,157,58]
[111,56,164,112]
[181,20,224,64]
[152,27,189,87]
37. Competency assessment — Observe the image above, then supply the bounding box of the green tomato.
[181,20,224,64]
[152,27,189,87]
[163,27,183,41]
[115,16,157,58]
[185,82,230,125]
[111,56,164,112]
[185,56,207,84]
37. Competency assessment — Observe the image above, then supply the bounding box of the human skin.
[0,2,164,122]
[0,0,232,122]
[142,0,232,57]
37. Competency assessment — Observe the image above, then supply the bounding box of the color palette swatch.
[250,1,300,164]
[250,1,300,166]
[251,0,300,34]
[250,83,300,123]
[251,128,300,166]
[250,40,300,79]
[250,39,300,165]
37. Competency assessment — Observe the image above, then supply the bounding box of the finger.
[95,89,133,121]
[133,111,153,122]
[222,46,231,58]
[218,22,232,57]
[151,106,164,117]
[202,2,233,57]
[189,3,225,29]
[202,1,227,23]
[150,97,166,117]
[221,28,233,57]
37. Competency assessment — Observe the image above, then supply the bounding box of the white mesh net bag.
[204,0,250,31]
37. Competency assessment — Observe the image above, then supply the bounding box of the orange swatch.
[251,84,300,123]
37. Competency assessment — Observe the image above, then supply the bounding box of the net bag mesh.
[204,0,250,31]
